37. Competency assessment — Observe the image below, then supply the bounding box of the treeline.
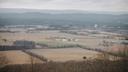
[37,43,80,48]
[22,50,47,62]
[0,46,34,51]
[0,60,127,72]
[78,45,128,58]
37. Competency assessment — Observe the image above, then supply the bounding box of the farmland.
[0,25,128,72]
[0,50,42,65]
[28,48,100,62]
[0,6,128,72]
[0,30,124,48]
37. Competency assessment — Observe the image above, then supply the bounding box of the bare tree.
[29,56,35,72]
[0,53,8,68]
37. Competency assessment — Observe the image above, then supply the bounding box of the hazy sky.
[0,0,128,11]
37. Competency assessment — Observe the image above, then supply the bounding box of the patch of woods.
[37,41,79,48]
[0,60,127,72]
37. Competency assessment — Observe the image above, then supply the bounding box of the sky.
[0,0,128,11]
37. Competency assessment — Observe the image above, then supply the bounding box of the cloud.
[0,0,128,11]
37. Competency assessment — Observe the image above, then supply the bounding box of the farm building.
[13,40,35,48]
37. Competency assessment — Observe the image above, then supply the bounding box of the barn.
[13,40,35,48]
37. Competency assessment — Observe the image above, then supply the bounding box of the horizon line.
[0,7,128,12]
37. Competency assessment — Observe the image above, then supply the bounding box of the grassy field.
[29,48,100,62]
[0,50,42,65]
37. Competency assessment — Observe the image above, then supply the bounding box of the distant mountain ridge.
[0,8,128,15]
[0,8,128,29]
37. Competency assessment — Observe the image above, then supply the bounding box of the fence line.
[22,50,48,62]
